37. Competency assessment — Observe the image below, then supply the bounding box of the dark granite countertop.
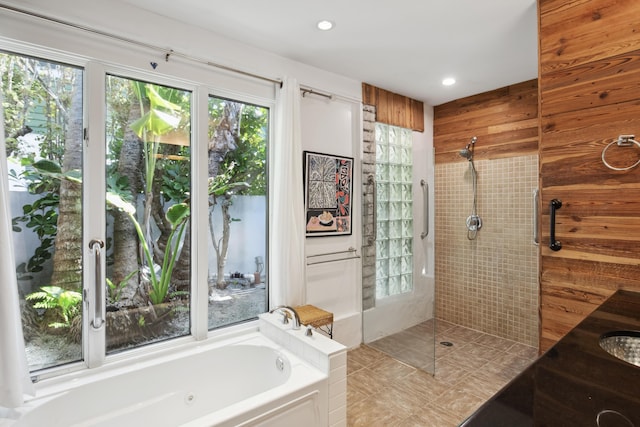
[461,290,640,427]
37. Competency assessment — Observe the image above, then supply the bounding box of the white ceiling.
[119,0,538,106]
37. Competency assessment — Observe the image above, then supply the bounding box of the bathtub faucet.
[269,305,301,330]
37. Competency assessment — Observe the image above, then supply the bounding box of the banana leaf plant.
[129,82,187,269]
[107,192,189,305]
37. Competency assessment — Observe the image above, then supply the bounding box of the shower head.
[459,147,472,159]
[459,136,478,160]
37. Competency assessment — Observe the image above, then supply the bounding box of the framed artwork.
[304,151,353,237]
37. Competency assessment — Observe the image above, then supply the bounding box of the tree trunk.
[214,197,232,289]
[111,100,144,306]
[172,227,191,292]
[208,103,241,289]
[208,102,241,176]
[50,77,82,290]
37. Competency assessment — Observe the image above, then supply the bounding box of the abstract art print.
[304,151,353,237]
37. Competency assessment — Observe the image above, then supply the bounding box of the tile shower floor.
[347,319,538,426]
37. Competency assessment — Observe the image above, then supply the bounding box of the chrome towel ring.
[602,135,640,171]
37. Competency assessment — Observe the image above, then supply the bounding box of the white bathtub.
[3,332,328,427]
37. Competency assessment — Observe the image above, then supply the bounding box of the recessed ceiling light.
[317,20,334,31]
[442,77,456,86]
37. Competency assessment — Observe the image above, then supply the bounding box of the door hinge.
[83,127,88,141]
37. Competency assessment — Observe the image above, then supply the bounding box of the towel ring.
[602,135,640,171]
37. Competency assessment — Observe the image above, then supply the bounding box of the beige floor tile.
[433,386,485,418]
[446,347,490,371]
[398,369,450,400]
[368,335,411,355]
[348,390,414,427]
[348,344,387,368]
[506,342,538,360]
[452,372,501,401]
[474,333,517,352]
[368,356,417,384]
[348,367,391,397]
[459,341,507,361]
[435,319,456,334]
[347,395,407,427]
[445,325,487,343]
[348,322,538,427]
[347,383,369,406]
[412,403,468,427]
[433,359,472,386]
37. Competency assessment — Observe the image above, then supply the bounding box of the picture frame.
[304,151,353,237]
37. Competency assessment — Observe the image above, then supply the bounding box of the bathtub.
[2,332,328,427]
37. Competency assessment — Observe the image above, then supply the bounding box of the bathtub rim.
[22,320,306,402]
[28,317,262,386]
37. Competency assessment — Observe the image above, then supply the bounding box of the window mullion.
[83,61,107,368]
[191,87,209,340]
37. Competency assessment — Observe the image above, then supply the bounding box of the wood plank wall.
[433,80,538,162]
[538,0,640,351]
[362,83,424,132]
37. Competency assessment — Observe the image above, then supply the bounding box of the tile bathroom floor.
[347,319,538,426]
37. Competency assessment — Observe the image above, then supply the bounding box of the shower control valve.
[466,214,482,231]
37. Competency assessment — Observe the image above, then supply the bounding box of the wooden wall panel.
[362,83,424,131]
[434,80,539,164]
[539,0,640,351]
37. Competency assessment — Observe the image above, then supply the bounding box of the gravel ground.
[25,282,267,371]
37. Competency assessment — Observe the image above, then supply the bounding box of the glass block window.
[375,123,413,298]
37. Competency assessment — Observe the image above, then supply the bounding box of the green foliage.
[1,54,76,163]
[208,99,268,196]
[11,159,62,278]
[106,269,138,304]
[11,159,83,279]
[160,157,190,203]
[26,286,82,329]
[107,192,190,305]
[130,82,190,195]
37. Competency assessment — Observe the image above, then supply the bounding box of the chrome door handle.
[89,239,105,329]
[533,189,539,245]
[420,179,428,239]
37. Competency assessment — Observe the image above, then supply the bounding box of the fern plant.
[26,286,82,329]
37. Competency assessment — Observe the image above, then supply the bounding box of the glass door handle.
[533,189,539,245]
[420,179,428,239]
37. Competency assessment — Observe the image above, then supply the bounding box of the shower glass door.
[363,122,436,374]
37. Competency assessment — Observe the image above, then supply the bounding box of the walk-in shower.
[460,136,481,240]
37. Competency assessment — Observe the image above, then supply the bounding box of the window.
[4,49,271,373]
[105,75,192,353]
[207,95,268,330]
[2,52,84,370]
[375,123,413,298]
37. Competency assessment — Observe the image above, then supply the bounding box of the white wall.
[300,95,363,348]
[0,0,364,346]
